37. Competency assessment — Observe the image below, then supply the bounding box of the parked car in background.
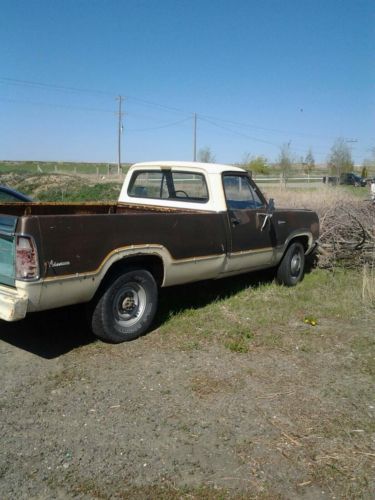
[0,186,32,202]
[339,173,367,187]
[323,173,367,187]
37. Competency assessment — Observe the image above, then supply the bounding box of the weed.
[224,339,249,353]
[191,374,240,397]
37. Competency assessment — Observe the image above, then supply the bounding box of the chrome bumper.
[0,285,28,321]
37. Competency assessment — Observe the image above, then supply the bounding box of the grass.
[0,171,122,201]
[264,183,370,211]
[37,182,122,202]
[155,268,372,353]
[65,480,250,500]
[0,160,132,175]
[151,268,374,498]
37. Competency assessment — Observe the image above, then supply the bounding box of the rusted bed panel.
[0,202,204,216]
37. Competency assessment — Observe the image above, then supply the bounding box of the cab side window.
[223,175,264,210]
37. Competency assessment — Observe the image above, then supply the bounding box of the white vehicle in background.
[371,178,375,202]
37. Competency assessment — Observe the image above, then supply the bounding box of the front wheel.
[90,269,158,343]
[276,242,305,286]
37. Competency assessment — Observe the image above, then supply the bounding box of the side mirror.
[268,198,275,213]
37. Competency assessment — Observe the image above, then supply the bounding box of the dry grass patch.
[191,373,242,398]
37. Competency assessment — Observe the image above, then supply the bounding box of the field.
[0,170,374,499]
[0,160,131,176]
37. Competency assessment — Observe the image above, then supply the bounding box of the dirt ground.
[1,277,374,500]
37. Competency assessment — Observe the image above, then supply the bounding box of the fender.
[26,244,226,313]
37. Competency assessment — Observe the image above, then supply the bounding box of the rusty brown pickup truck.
[0,161,319,342]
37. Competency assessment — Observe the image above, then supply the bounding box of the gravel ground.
[1,302,374,499]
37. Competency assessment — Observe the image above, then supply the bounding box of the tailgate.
[0,215,18,286]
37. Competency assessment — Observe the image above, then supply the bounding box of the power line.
[199,116,329,157]
[0,96,114,113]
[199,116,280,148]
[0,97,195,126]
[199,113,338,142]
[127,116,191,133]
[0,75,335,142]
[1,75,363,160]
[0,77,114,97]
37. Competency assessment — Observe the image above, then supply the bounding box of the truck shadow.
[156,268,276,328]
[0,267,295,359]
[0,306,95,359]
[156,253,316,328]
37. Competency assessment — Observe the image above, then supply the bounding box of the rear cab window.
[128,170,209,203]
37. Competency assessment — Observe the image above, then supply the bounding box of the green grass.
[156,268,372,353]
[37,182,122,202]
[0,160,131,175]
[340,184,370,198]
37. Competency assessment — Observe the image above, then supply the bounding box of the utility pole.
[345,138,358,169]
[116,95,124,175]
[193,113,197,161]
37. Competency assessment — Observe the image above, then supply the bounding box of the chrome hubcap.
[290,253,301,276]
[113,282,146,327]
[122,295,136,312]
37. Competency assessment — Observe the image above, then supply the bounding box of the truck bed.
[0,201,200,216]
[0,202,227,280]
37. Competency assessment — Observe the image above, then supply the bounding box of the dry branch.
[316,201,375,269]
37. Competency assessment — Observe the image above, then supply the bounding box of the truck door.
[222,173,275,273]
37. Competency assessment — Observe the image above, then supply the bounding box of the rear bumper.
[0,285,28,321]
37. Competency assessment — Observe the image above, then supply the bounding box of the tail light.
[16,236,39,280]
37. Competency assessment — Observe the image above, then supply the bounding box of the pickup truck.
[0,161,319,343]
[322,172,367,187]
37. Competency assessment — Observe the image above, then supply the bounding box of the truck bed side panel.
[21,212,228,278]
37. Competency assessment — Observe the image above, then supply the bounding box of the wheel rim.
[113,281,147,327]
[290,250,302,277]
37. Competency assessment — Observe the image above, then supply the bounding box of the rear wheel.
[276,242,305,286]
[90,268,158,343]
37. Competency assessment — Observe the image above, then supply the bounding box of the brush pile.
[266,185,375,270]
[317,201,375,269]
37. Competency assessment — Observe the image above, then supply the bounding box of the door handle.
[257,213,273,232]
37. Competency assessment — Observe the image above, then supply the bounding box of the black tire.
[90,269,158,343]
[276,242,305,286]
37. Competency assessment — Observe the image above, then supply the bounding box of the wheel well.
[288,235,309,253]
[103,255,164,287]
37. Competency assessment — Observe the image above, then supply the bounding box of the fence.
[253,174,323,187]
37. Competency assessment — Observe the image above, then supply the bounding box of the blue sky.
[0,0,374,165]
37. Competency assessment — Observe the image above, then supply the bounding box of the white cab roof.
[130,161,246,175]
[119,161,248,212]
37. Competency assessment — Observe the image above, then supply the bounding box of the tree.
[361,166,368,179]
[278,142,293,181]
[328,138,353,177]
[304,148,315,175]
[239,153,270,175]
[362,147,375,176]
[198,147,216,163]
